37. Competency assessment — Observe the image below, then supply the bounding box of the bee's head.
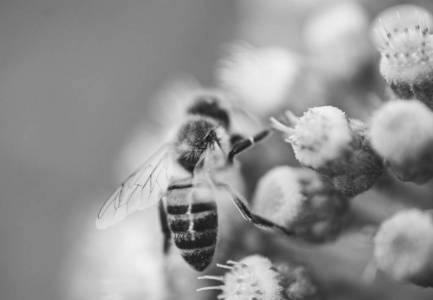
[175,117,225,173]
[187,94,230,129]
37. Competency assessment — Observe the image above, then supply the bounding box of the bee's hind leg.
[227,129,272,164]
[158,200,172,254]
[214,181,294,237]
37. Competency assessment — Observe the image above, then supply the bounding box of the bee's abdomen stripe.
[167,202,217,215]
[168,212,217,232]
[181,245,216,272]
[173,229,217,249]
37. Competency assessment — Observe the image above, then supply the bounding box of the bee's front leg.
[227,129,272,163]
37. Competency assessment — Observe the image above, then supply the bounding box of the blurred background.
[2,0,433,300]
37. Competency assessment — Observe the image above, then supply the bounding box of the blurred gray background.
[0,1,234,299]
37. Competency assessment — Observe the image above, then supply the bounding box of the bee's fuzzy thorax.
[374,209,433,287]
[187,94,231,129]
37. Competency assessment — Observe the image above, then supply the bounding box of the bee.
[96,92,291,271]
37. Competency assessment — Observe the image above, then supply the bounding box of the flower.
[371,5,433,109]
[374,209,433,288]
[253,166,349,242]
[369,99,433,183]
[197,255,320,300]
[216,44,301,116]
[303,0,372,80]
[272,107,384,196]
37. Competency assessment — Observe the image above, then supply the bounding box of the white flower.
[253,166,304,226]
[374,209,433,284]
[198,255,282,300]
[216,44,301,115]
[369,100,433,163]
[303,0,371,79]
[372,5,433,84]
[273,106,353,169]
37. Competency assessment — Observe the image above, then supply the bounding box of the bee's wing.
[96,144,174,229]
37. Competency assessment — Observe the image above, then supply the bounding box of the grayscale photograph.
[2,0,433,300]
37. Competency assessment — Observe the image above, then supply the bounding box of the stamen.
[271,117,295,136]
[217,263,234,270]
[198,275,224,282]
[284,110,299,126]
[197,285,224,292]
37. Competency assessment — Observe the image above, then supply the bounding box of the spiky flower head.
[272,107,353,169]
[369,99,433,183]
[374,209,433,287]
[272,107,384,196]
[253,166,349,243]
[198,255,320,300]
[372,5,433,106]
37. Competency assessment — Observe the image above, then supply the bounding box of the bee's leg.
[158,200,172,254]
[227,129,272,163]
[214,181,294,236]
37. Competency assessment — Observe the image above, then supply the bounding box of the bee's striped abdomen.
[166,186,218,271]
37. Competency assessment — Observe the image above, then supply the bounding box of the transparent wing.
[96,144,174,229]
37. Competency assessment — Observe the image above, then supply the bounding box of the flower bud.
[371,5,433,109]
[198,255,320,300]
[370,99,433,183]
[374,209,433,288]
[272,107,384,196]
[253,166,349,242]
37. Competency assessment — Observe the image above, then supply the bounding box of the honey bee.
[96,92,291,271]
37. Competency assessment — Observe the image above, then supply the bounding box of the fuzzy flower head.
[372,5,433,83]
[198,256,282,300]
[216,44,301,115]
[272,107,353,169]
[253,166,304,227]
[369,100,433,164]
[198,255,320,300]
[303,0,371,79]
[374,209,433,286]
[253,166,349,242]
